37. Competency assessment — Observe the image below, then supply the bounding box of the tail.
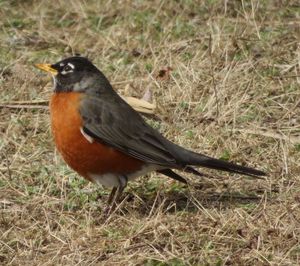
[158,166,205,184]
[181,150,266,178]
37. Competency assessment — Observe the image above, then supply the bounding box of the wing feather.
[80,94,178,167]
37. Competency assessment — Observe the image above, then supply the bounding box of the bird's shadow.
[120,183,271,215]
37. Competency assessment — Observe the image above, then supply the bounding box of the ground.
[0,0,300,265]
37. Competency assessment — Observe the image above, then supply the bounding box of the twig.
[234,128,300,144]
[0,96,156,114]
[0,100,48,104]
[0,104,49,110]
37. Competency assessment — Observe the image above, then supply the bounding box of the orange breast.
[50,92,144,182]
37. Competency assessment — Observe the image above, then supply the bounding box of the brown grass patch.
[1,0,300,265]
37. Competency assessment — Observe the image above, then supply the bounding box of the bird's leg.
[114,183,126,203]
[104,176,128,216]
[115,175,127,203]
[107,187,117,205]
[103,187,117,216]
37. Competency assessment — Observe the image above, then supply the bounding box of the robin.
[35,56,265,207]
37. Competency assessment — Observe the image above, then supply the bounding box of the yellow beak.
[34,63,58,75]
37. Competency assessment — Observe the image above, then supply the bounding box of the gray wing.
[80,92,182,167]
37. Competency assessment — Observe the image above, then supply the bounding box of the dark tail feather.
[184,151,266,178]
[158,167,204,184]
[184,166,204,177]
[157,169,187,184]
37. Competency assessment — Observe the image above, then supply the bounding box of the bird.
[35,56,266,208]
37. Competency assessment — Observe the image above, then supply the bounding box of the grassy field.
[1,0,300,265]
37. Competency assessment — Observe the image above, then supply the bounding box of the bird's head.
[35,56,103,93]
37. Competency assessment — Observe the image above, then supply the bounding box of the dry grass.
[1,0,300,265]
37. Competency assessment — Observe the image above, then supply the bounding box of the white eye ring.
[67,62,75,69]
[61,63,75,75]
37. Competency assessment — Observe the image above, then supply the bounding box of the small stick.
[0,96,156,114]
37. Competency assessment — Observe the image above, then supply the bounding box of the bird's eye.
[61,63,75,75]
[63,65,72,72]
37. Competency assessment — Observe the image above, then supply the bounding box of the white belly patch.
[89,173,120,188]
[89,164,161,188]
